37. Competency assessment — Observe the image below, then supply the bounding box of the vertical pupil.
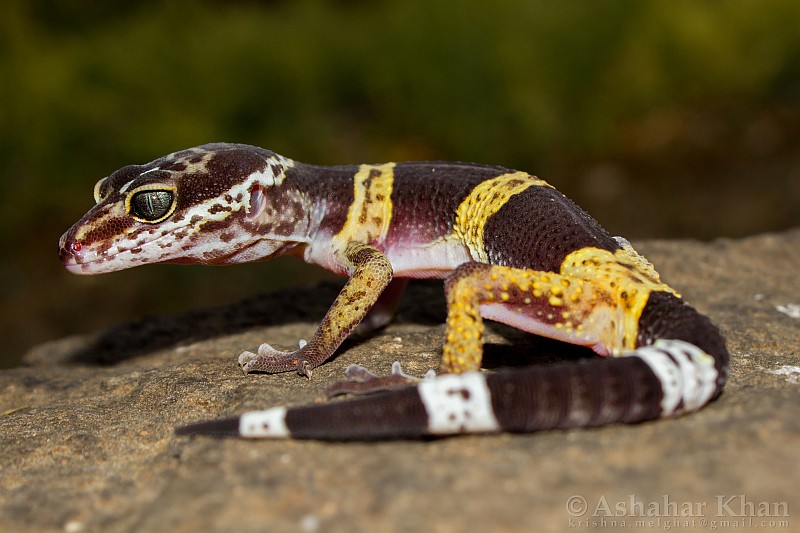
[134,190,172,220]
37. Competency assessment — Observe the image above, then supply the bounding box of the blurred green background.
[2,0,799,367]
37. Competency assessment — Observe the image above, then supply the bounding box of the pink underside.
[479,303,611,357]
[305,233,473,278]
[384,240,472,279]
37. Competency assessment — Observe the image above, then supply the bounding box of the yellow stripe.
[452,172,550,262]
[334,163,395,253]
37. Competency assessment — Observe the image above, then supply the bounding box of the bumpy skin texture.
[59,143,729,440]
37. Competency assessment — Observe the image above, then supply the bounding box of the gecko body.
[59,143,729,440]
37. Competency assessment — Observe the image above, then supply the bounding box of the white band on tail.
[239,407,290,438]
[418,372,500,434]
[632,339,718,416]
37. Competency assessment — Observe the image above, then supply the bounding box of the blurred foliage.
[1,0,799,365]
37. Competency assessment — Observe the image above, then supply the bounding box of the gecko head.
[59,143,307,275]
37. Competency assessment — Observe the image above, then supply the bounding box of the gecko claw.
[298,360,313,378]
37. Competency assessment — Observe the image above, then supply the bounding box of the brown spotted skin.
[60,143,729,440]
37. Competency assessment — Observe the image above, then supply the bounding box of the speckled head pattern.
[59,143,305,274]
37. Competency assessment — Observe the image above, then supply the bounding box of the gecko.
[59,143,729,440]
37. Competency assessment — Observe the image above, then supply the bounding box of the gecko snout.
[58,229,85,270]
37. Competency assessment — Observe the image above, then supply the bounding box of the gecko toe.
[256,342,293,358]
[238,351,259,373]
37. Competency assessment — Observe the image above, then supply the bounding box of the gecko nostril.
[58,236,84,263]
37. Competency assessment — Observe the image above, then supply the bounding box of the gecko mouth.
[58,224,192,274]
[59,223,281,274]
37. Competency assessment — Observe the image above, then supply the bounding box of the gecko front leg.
[351,278,408,337]
[238,242,393,377]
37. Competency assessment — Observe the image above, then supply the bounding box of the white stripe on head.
[118,179,136,194]
[175,155,294,232]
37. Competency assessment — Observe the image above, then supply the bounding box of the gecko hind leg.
[440,261,623,372]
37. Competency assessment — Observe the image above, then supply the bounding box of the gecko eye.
[130,190,175,222]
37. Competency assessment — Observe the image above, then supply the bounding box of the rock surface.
[2,230,799,533]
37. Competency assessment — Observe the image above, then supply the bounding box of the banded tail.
[177,292,728,440]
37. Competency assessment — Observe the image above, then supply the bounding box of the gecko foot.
[238,339,313,377]
[323,361,436,398]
